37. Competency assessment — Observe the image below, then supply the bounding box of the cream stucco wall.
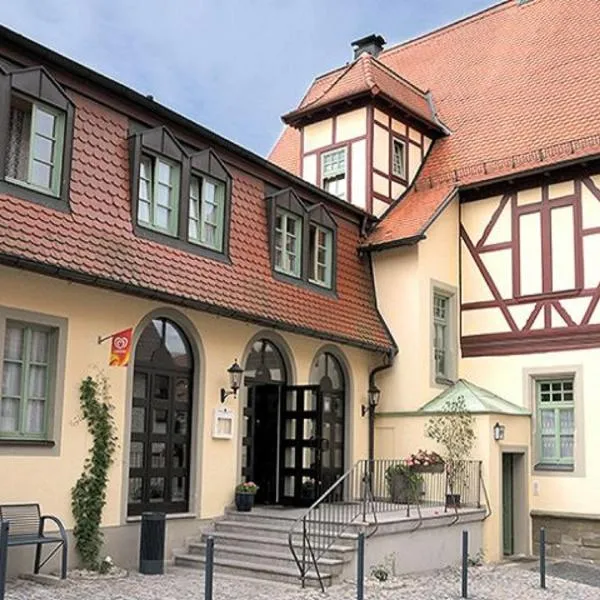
[0,266,377,530]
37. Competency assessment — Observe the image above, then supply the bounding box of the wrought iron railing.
[288,459,487,589]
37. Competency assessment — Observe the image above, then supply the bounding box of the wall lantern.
[493,422,506,441]
[361,384,381,417]
[220,359,244,403]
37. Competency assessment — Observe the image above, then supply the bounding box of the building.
[0,25,396,573]
[270,0,600,562]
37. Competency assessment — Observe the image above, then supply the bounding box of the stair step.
[188,542,345,573]
[198,530,356,558]
[173,553,333,587]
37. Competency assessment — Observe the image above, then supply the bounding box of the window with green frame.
[536,378,575,467]
[137,155,180,236]
[274,208,302,277]
[5,95,65,197]
[1,322,56,439]
[309,223,333,288]
[188,175,225,251]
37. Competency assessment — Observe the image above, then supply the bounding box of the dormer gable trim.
[190,147,231,182]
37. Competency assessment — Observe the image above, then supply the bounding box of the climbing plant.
[71,374,117,570]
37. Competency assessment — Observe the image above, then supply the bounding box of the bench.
[0,504,67,579]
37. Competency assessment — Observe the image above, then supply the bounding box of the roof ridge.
[381,0,513,58]
[360,54,377,91]
[369,56,429,96]
[299,60,358,110]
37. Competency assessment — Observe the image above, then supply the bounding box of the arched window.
[128,317,194,516]
[244,338,287,383]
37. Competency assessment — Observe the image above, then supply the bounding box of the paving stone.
[4,563,600,600]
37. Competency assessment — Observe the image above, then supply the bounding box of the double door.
[244,385,344,506]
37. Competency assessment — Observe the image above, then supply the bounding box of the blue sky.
[0,0,495,156]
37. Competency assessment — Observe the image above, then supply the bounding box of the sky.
[0,0,496,157]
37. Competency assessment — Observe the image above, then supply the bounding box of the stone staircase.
[173,507,359,587]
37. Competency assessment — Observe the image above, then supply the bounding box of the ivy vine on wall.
[71,374,117,570]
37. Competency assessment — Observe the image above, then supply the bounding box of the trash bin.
[139,512,166,575]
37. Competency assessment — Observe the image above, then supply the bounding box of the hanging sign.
[108,328,133,367]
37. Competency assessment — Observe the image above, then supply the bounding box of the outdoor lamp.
[361,384,381,416]
[493,422,506,441]
[221,359,244,403]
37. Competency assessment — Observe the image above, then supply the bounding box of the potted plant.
[424,396,475,508]
[234,481,259,512]
[385,463,424,503]
[406,449,445,473]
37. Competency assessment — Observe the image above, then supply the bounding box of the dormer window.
[0,66,74,208]
[138,155,180,236]
[309,224,333,287]
[189,175,225,252]
[322,148,346,199]
[392,138,407,179]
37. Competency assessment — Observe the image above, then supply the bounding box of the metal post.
[357,532,365,600]
[461,530,468,598]
[0,521,9,600]
[205,535,215,600]
[540,527,546,589]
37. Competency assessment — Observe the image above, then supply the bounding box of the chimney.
[351,34,386,59]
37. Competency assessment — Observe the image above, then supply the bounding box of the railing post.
[357,531,365,600]
[540,527,546,589]
[204,535,214,600]
[0,521,9,600]
[461,530,468,598]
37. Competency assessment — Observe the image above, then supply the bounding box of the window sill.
[534,463,574,473]
[273,270,337,298]
[435,376,455,386]
[0,438,55,447]
[0,179,69,212]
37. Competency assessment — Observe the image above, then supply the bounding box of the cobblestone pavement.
[5,562,600,599]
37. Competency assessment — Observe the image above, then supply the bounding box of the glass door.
[280,385,322,506]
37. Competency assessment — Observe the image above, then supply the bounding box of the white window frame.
[392,138,407,179]
[430,282,457,386]
[321,148,347,200]
[309,223,333,288]
[274,208,302,278]
[188,174,225,252]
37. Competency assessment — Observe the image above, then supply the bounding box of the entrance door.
[280,385,322,506]
[246,385,281,504]
[502,453,515,556]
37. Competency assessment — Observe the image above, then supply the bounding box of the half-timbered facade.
[271,0,600,562]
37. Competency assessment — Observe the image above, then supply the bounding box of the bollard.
[540,527,546,589]
[357,532,365,600]
[0,521,9,600]
[461,530,468,598]
[205,535,215,600]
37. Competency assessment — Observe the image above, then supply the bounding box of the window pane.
[560,435,574,459]
[541,436,556,459]
[151,442,166,468]
[30,161,52,189]
[138,200,150,223]
[157,161,171,185]
[6,103,31,182]
[4,326,24,360]
[2,362,22,397]
[559,408,574,434]
[28,365,47,399]
[128,478,143,503]
[0,398,19,432]
[131,407,145,433]
[172,477,186,502]
[156,184,172,208]
[540,409,555,433]
[172,442,187,468]
[35,108,56,138]
[149,478,165,503]
[33,135,54,164]
[393,140,406,177]
[25,399,45,434]
[29,330,49,363]
[155,205,170,229]
[130,441,144,468]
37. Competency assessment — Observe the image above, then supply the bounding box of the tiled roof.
[270,0,600,245]
[282,53,440,130]
[0,93,394,353]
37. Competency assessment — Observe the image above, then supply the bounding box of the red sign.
[109,329,133,367]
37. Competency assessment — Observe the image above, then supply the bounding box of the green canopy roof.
[419,379,530,415]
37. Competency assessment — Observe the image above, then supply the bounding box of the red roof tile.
[282,54,440,130]
[0,93,393,353]
[270,0,600,245]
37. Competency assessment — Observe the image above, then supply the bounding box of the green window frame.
[309,223,333,288]
[5,95,65,197]
[137,155,180,236]
[321,148,346,200]
[536,378,575,467]
[188,174,225,252]
[274,208,302,277]
[392,138,406,179]
[433,292,449,379]
[1,321,56,440]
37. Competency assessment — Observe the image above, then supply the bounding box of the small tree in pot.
[425,396,475,507]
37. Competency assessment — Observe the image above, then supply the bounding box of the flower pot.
[446,493,461,508]
[235,491,255,512]
[411,463,445,474]
[389,473,423,503]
